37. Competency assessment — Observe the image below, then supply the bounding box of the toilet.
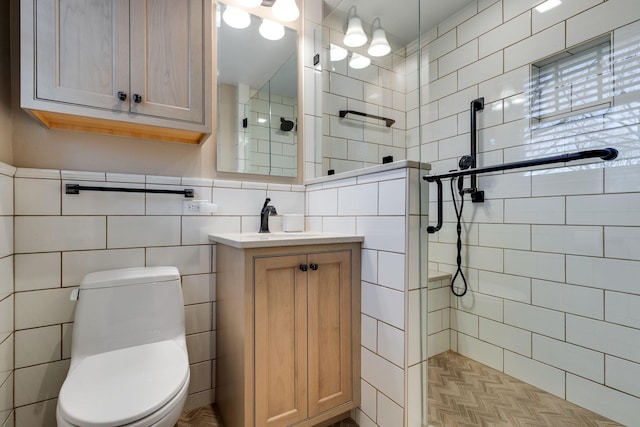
[56,266,190,427]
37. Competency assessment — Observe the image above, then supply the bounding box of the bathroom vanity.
[210,233,362,427]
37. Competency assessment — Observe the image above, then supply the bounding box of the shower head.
[280,117,294,131]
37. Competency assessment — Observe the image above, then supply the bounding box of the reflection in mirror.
[216,2,298,177]
[312,0,476,178]
[315,0,419,178]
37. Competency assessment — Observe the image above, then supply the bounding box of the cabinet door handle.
[310,263,318,271]
[299,264,308,271]
[133,93,143,103]
[117,91,127,101]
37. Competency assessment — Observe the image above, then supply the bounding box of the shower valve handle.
[459,155,473,170]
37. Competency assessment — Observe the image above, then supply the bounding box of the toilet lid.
[58,340,189,427]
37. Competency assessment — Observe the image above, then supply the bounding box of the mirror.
[312,0,476,179]
[216,2,298,177]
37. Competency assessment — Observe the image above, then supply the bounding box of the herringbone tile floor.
[176,351,622,426]
[175,404,356,426]
[176,404,223,427]
[428,351,622,427]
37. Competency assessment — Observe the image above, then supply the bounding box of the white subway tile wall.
[307,163,430,425]
[426,3,640,425]
[10,167,305,426]
[0,163,14,427]
[317,23,410,176]
[240,88,298,177]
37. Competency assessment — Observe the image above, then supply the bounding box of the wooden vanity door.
[254,255,308,427]
[307,251,353,417]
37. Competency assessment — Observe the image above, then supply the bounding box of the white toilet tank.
[70,266,186,367]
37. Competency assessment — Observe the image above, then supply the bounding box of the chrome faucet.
[259,198,277,233]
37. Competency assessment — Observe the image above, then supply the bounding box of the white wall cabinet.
[21,0,212,144]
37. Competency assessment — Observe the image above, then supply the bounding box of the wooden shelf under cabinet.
[30,110,206,145]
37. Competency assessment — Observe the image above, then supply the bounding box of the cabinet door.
[129,0,205,123]
[34,0,129,111]
[307,251,353,416]
[255,255,308,427]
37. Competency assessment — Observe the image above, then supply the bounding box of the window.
[531,36,613,124]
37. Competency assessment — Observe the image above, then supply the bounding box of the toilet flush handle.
[70,288,80,301]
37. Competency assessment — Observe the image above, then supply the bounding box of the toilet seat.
[57,340,189,427]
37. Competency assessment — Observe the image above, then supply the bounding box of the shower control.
[459,155,473,170]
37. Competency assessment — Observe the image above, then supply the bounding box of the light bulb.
[222,5,251,29]
[272,0,299,22]
[330,44,348,62]
[368,27,391,57]
[343,16,367,47]
[236,0,262,7]
[259,19,285,40]
[349,52,371,69]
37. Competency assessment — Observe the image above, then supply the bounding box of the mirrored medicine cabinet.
[216,1,300,179]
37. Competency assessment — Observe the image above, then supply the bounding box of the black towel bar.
[339,110,395,127]
[65,184,194,198]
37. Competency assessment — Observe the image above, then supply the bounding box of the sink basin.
[209,231,363,249]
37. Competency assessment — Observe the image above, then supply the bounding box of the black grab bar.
[423,148,618,233]
[339,110,395,127]
[469,99,483,190]
[66,184,194,198]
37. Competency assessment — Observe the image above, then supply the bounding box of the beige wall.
[11,109,217,177]
[8,0,217,178]
[0,0,12,165]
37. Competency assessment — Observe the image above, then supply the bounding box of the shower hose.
[450,176,468,297]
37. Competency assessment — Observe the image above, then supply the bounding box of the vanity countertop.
[209,232,364,249]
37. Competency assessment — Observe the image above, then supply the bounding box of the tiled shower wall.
[319,27,409,175]
[318,41,406,176]
[306,163,427,427]
[241,84,298,177]
[9,167,303,427]
[0,162,15,427]
[422,1,640,425]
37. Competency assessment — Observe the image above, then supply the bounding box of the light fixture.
[259,19,285,40]
[535,0,561,13]
[343,6,367,48]
[272,0,299,22]
[330,43,348,62]
[222,5,251,29]
[349,52,371,69]
[368,18,391,57]
[236,0,262,7]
